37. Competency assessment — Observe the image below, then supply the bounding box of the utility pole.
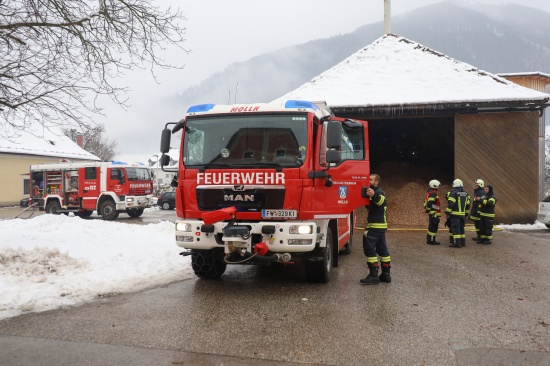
[384,0,392,34]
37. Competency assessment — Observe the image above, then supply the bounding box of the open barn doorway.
[363,116,455,226]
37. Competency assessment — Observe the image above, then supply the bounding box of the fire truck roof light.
[187,104,216,113]
[111,161,127,165]
[284,100,320,111]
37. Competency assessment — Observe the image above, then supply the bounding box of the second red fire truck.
[159,100,371,282]
[30,161,154,220]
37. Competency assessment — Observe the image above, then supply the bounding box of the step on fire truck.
[29,161,154,220]
[159,100,371,282]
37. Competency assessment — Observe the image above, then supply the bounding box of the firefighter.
[444,190,453,244]
[469,179,485,242]
[424,179,442,245]
[477,184,497,244]
[360,174,391,285]
[445,179,471,248]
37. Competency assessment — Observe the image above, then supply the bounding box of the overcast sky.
[99,0,550,155]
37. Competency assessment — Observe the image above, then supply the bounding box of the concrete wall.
[455,111,539,224]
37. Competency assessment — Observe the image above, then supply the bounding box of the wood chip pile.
[355,162,454,228]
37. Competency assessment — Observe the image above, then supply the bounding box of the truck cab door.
[107,168,125,195]
[80,167,100,210]
[312,118,371,222]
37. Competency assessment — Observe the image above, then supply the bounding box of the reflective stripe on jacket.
[367,186,388,230]
[445,188,471,217]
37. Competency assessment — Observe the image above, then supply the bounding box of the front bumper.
[117,195,153,210]
[175,219,319,253]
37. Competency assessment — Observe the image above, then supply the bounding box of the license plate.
[262,209,297,219]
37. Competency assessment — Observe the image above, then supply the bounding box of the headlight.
[176,222,193,232]
[126,197,134,202]
[289,225,313,235]
[176,235,194,242]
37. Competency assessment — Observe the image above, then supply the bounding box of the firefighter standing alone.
[360,174,391,285]
[424,179,442,245]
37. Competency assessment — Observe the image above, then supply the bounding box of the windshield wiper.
[234,162,283,172]
[198,163,234,172]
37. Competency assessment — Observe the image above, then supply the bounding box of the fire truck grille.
[196,188,285,211]
[132,188,149,195]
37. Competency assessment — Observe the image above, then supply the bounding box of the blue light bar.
[284,100,319,111]
[187,104,216,113]
[111,161,126,165]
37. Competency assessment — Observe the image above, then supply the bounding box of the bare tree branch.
[0,0,188,138]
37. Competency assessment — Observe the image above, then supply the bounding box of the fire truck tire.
[75,211,93,218]
[191,249,227,279]
[305,227,333,283]
[45,200,62,215]
[99,200,119,220]
[126,208,144,218]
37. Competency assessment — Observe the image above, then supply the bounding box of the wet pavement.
[1,211,550,365]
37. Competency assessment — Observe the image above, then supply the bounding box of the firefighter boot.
[379,262,391,283]
[426,234,430,244]
[428,236,440,245]
[360,262,380,285]
[449,238,461,248]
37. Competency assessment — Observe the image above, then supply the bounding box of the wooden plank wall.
[455,112,539,224]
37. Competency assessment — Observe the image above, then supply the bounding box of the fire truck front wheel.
[305,227,333,283]
[99,200,119,220]
[126,208,144,218]
[191,249,227,279]
[45,200,62,215]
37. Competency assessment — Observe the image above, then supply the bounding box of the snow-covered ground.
[0,211,547,321]
[0,210,193,320]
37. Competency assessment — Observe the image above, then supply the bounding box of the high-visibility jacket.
[479,194,497,218]
[470,187,485,220]
[366,186,388,231]
[424,189,441,217]
[446,187,471,217]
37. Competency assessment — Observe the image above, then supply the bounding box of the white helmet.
[429,179,441,189]
[474,179,484,188]
[452,179,463,188]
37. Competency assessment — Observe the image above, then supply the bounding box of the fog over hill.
[170,1,550,122]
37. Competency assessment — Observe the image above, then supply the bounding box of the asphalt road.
[1,209,550,365]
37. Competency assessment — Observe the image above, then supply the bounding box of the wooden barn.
[278,34,550,225]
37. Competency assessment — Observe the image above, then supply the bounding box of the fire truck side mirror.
[326,121,342,149]
[326,149,341,164]
[160,128,171,153]
[159,154,170,168]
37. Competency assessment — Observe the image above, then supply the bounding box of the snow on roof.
[0,125,100,161]
[116,148,180,169]
[276,34,550,108]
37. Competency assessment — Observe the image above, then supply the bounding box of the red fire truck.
[29,161,154,220]
[159,100,370,282]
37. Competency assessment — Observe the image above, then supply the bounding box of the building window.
[23,179,30,195]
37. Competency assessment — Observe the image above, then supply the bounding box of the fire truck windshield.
[125,167,152,181]
[184,114,308,168]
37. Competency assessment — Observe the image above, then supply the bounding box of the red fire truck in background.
[159,100,370,282]
[30,161,154,220]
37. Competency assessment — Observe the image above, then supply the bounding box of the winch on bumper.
[175,219,321,263]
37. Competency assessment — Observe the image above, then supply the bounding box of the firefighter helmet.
[474,179,484,187]
[429,179,441,189]
[452,179,463,188]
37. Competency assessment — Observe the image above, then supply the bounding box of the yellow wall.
[0,154,89,206]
